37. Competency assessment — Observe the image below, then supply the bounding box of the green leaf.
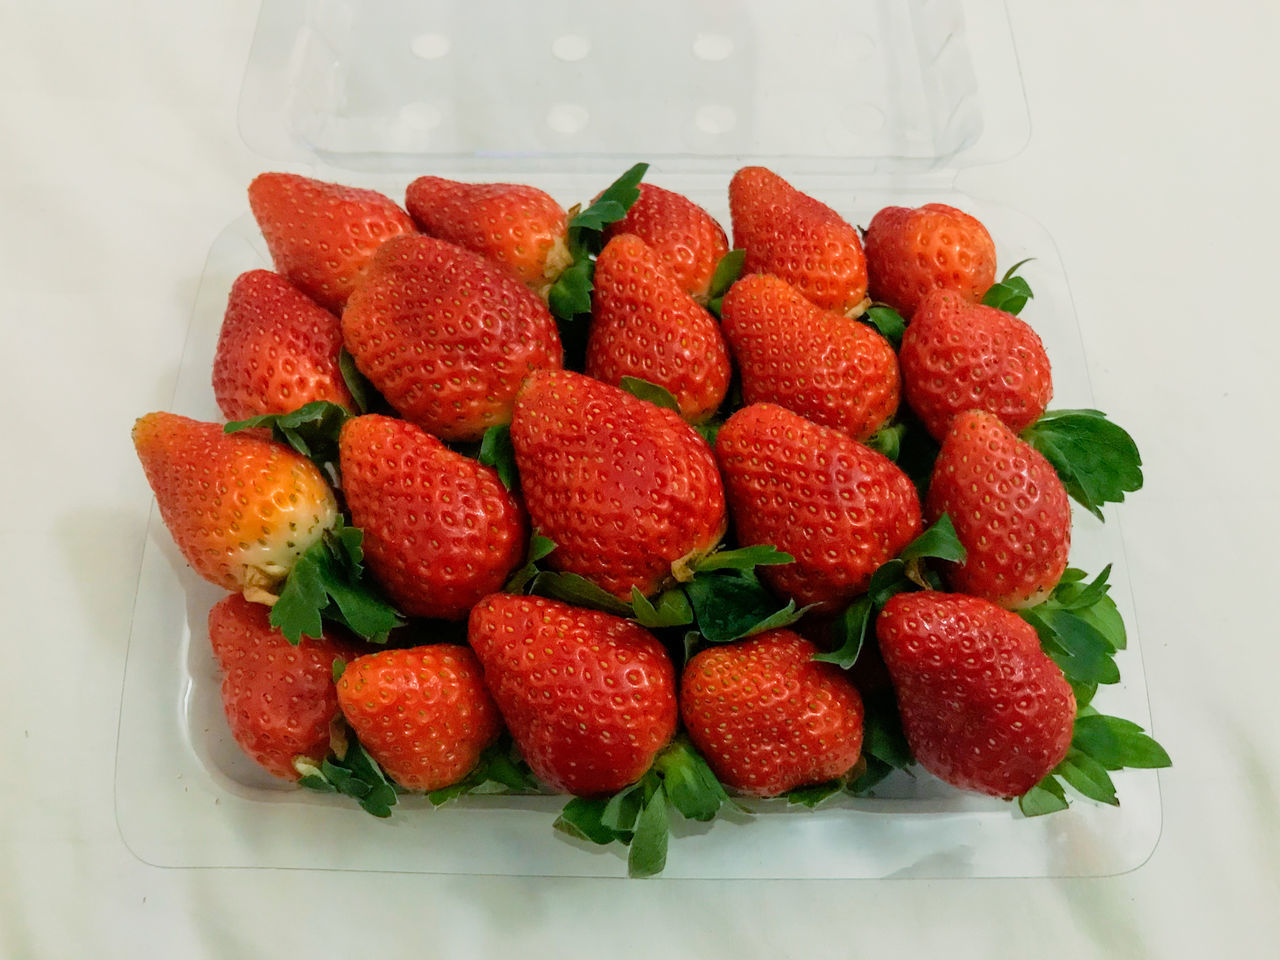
[338,348,382,415]
[478,424,519,491]
[682,630,702,666]
[331,658,346,683]
[1022,606,1120,686]
[426,740,540,806]
[547,255,595,321]
[706,248,746,316]
[1069,679,1098,710]
[1022,410,1143,521]
[694,419,722,447]
[1018,774,1068,817]
[654,739,729,822]
[863,305,906,349]
[224,400,352,468]
[619,376,681,413]
[572,163,649,238]
[786,780,845,808]
[631,586,694,629]
[269,552,328,643]
[683,569,807,643]
[504,533,557,594]
[900,513,967,563]
[601,780,647,834]
[846,756,894,796]
[1053,563,1112,610]
[555,796,622,846]
[813,596,873,669]
[865,421,905,461]
[307,735,399,818]
[981,258,1036,315]
[1055,749,1118,805]
[531,571,634,616]
[692,544,794,574]
[1072,714,1172,770]
[860,692,914,770]
[627,782,669,879]
[740,599,810,639]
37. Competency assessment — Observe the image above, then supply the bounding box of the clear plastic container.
[116,0,1162,878]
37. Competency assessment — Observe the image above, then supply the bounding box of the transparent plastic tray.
[116,0,1162,878]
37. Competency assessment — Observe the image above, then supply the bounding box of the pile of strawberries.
[132,163,1168,877]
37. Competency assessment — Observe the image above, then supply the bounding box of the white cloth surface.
[1,1,1276,956]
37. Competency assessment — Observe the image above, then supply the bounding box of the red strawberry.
[900,289,1052,441]
[927,410,1071,608]
[468,594,677,796]
[336,645,503,791]
[680,630,864,797]
[719,273,900,441]
[863,203,997,318]
[132,412,337,597]
[404,176,571,292]
[338,414,527,620]
[341,234,563,442]
[715,404,922,611]
[602,183,729,300]
[728,166,868,315]
[208,594,358,781]
[212,270,354,421]
[247,173,416,313]
[510,369,727,599]
[877,591,1076,797]
[585,233,731,423]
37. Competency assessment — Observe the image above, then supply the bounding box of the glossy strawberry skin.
[927,411,1071,608]
[247,172,416,313]
[863,203,997,318]
[336,645,503,791]
[467,594,678,796]
[338,415,527,620]
[404,176,571,291]
[716,404,922,611]
[728,166,868,314]
[208,594,358,781]
[212,270,354,421]
[681,630,864,797]
[719,273,900,441]
[900,289,1052,441]
[341,234,563,442]
[602,183,729,300]
[877,591,1076,797]
[510,369,727,599]
[585,233,731,423]
[132,412,337,595]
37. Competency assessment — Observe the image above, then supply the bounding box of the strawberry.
[211,269,354,421]
[680,630,864,797]
[338,414,527,620]
[585,233,731,423]
[510,369,727,599]
[247,172,416,313]
[728,166,868,315]
[404,176,571,292]
[341,234,562,442]
[715,404,922,611]
[467,593,677,796]
[208,594,358,780]
[719,273,900,441]
[601,183,729,300]
[927,410,1071,608]
[335,645,503,791]
[132,412,337,597]
[899,289,1052,441]
[863,203,997,318]
[877,591,1076,797]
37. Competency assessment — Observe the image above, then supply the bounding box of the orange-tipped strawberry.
[212,270,354,421]
[336,645,504,791]
[602,183,729,300]
[404,176,571,292]
[585,234,731,422]
[863,203,997,319]
[132,412,337,598]
[247,172,415,313]
[720,273,900,441]
[728,166,868,315]
[341,234,562,442]
[208,594,359,781]
[338,414,527,620]
[510,370,727,600]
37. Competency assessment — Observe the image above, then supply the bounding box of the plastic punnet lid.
[239,0,1028,175]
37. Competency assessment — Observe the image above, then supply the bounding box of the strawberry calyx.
[981,258,1036,315]
[704,248,746,315]
[226,399,353,477]
[1021,409,1144,521]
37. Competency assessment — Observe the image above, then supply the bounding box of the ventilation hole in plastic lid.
[547,103,589,134]
[692,33,734,61]
[552,34,591,61]
[410,33,451,60]
[695,104,736,135]
[844,102,886,134]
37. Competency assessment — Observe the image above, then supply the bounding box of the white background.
[2,1,1277,956]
